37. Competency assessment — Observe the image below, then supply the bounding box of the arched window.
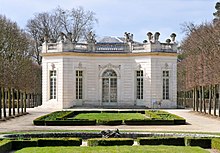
[102,69,117,103]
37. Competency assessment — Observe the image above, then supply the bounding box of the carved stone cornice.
[99,63,121,70]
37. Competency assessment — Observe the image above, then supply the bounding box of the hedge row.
[44,120,96,126]
[37,138,82,146]
[145,110,186,124]
[0,140,12,153]
[34,119,184,126]
[0,138,82,153]
[124,119,174,125]
[33,110,186,126]
[185,138,212,149]
[56,111,74,120]
[97,120,123,125]
[212,138,220,150]
[138,137,213,148]
[87,138,134,146]
[1,137,220,151]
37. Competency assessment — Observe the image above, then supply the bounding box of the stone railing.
[42,41,177,53]
[95,43,128,52]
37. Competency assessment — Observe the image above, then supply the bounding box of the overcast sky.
[0,0,217,42]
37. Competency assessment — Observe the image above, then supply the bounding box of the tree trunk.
[208,85,212,115]
[195,87,199,112]
[12,88,15,116]
[193,88,195,111]
[17,90,20,114]
[218,84,220,117]
[20,92,23,114]
[0,87,2,119]
[202,86,206,113]
[184,91,186,108]
[24,92,26,113]
[32,93,35,107]
[199,86,202,112]
[2,88,6,118]
[8,88,11,116]
[27,93,30,108]
[213,85,217,116]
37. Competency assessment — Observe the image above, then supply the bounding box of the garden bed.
[1,137,219,153]
[33,110,186,126]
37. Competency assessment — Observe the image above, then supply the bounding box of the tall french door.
[102,70,117,103]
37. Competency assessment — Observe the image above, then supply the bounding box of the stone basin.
[1,132,219,139]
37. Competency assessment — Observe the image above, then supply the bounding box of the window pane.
[136,70,143,100]
[76,71,83,100]
[162,71,169,100]
[50,70,56,99]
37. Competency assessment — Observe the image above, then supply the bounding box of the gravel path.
[0,108,220,133]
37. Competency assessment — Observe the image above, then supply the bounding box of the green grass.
[15,145,209,153]
[73,113,148,120]
[39,111,72,121]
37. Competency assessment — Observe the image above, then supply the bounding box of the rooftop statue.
[87,31,96,43]
[124,32,133,43]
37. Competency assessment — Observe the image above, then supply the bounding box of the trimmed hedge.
[37,138,82,147]
[125,119,174,125]
[174,119,186,125]
[138,137,185,146]
[33,110,186,126]
[45,120,96,126]
[185,138,212,149]
[0,140,12,153]
[12,140,38,150]
[0,138,82,152]
[56,111,74,120]
[33,120,45,126]
[97,120,123,125]
[87,138,134,146]
[212,138,220,150]
[124,119,151,125]
[33,111,65,125]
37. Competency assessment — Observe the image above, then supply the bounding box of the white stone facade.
[41,33,178,109]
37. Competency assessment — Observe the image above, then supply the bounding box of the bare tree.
[26,6,98,65]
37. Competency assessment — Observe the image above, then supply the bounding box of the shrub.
[11,140,38,150]
[185,138,212,148]
[145,110,161,119]
[37,138,82,147]
[87,138,134,146]
[174,119,186,125]
[56,111,74,120]
[33,120,45,126]
[0,140,12,153]
[33,111,66,125]
[45,120,96,126]
[150,119,174,125]
[101,111,119,113]
[73,111,101,116]
[212,138,220,150]
[97,120,122,125]
[138,137,185,146]
[124,119,151,125]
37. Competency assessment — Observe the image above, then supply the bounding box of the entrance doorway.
[102,69,117,103]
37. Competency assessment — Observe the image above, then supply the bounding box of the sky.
[0,0,218,43]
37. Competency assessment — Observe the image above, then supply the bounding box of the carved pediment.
[99,63,121,70]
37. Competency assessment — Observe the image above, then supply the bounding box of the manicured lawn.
[16,145,209,153]
[73,113,148,120]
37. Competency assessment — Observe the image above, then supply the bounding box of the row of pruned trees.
[177,2,220,117]
[0,88,41,119]
[0,15,42,119]
[0,6,98,119]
